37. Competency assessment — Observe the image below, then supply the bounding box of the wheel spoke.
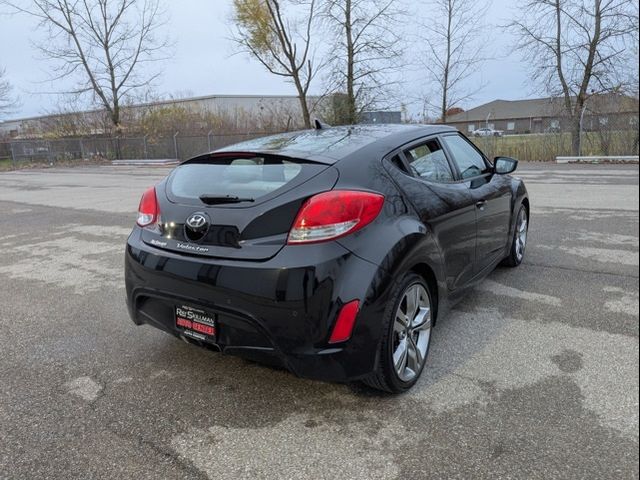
[411,307,431,331]
[413,287,421,317]
[405,287,418,319]
[393,338,408,373]
[407,336,423,372]
[393,320,404,335]
[395,310,409,329]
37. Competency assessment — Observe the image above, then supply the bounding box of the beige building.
[447,94,639,135]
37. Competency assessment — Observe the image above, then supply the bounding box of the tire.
[362,273,434,393]
[503,205,528,267]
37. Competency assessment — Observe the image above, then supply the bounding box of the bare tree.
[0,67,17,117]
[627,6,640,99]
[232,0,317,128]
[419,0,491,123]
[510,0,638,154]
[4,0,170,132]
[322,0,404,124]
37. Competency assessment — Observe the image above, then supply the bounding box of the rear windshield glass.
[216,124,418,160]
[169,156,320,202]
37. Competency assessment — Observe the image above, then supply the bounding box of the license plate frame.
[175,304,217,342]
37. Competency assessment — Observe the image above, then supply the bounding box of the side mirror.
[494,156,518,175]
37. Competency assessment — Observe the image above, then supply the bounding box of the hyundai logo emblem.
[186,212,209,231]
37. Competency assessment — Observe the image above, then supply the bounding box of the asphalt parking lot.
[0,163,638,479]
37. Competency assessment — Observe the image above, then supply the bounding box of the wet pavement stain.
[551,349,584,374]
[393,376,638,479]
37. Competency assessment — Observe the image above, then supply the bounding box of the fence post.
[173,131,179,160]
[47,140,53,165]
[143,135,148,159]
[9,142,16,167]
[207,130,213,151]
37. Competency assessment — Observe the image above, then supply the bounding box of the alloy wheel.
[392,283,432,382]
[515,208,528,262]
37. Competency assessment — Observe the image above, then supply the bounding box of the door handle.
[476,200,487,210]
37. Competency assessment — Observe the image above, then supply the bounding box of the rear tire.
[503,205,528,267]
[362,273,434,393]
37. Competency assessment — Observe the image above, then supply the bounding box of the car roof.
[214,124,457,164]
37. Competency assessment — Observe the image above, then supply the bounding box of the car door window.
[442,134,488,179]
[404,139,454,183]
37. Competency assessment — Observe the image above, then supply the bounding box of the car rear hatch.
[140,152,339,261]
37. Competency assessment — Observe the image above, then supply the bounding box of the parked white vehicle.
[472,127,504,137]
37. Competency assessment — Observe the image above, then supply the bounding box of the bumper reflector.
[329,300,360,344]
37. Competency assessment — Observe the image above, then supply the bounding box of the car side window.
[442,134,488,179]
[403,139,454,183]
[389,154,410,174]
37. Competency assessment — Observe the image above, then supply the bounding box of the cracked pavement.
[0,163,638,479]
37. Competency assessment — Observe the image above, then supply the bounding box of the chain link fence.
[470,130,639,162]
[0,131,284,166]
[3,128,637,166]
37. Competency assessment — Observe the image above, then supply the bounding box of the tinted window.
[389,155,409,173]
[442,134,487,179]
[404,139,453,183]
[169,157,319,201]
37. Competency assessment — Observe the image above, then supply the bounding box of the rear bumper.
[125,228,393,382]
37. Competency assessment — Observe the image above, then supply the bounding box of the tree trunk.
[345,0,357,124]
[111,101,123,159]
[441,0,453,124]
[111,101,122,133]
[299,95,311,128]
[570,115,581,156]
[441,84,448,123]
[293,76,311,128]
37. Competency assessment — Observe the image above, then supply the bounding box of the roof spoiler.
[182,150,322,165]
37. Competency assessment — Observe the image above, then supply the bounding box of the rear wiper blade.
[198,194,255,205]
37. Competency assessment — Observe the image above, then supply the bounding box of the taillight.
[137,186,159,227]
[329,300,360,344]
[287,190,384,244]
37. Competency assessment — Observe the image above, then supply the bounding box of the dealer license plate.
[175,305,216,342]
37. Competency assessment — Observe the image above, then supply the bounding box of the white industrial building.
[0,94,319,138]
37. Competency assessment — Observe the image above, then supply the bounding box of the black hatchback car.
[125,124,529,392]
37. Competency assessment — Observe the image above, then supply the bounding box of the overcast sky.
[0,0,531,120]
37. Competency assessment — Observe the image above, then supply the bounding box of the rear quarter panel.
[330,152,449,317]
